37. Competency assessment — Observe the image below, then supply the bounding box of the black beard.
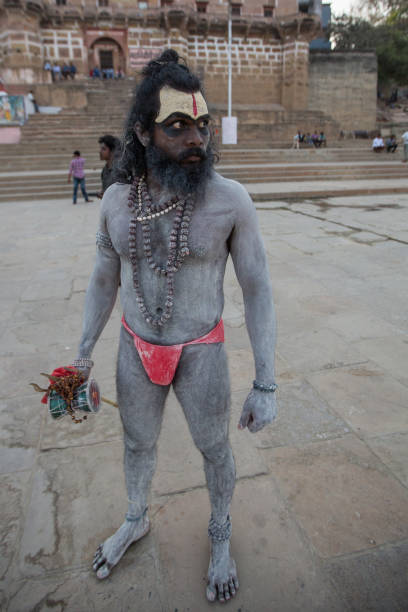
[145,143,214,197]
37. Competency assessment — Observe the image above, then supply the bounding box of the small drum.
[48,379,101,420]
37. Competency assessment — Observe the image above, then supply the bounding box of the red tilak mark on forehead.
[192,93,198,117]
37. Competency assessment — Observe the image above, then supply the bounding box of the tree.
[329,8,408,86]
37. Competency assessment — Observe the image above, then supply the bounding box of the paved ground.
[0,189,408,611]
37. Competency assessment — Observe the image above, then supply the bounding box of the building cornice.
[23,3,320,41]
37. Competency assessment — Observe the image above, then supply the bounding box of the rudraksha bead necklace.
[127,175,194,327]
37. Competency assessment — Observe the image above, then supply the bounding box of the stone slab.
[325,540,408,612]
[262,435,408,558]
[154,478,346,611]
[307,363,408,437]
[0,471,30,583]
[0,395,43,474]
[291,194,408,241]
[4,543,163,612]
[325,309,403,343]
[353,336,408,387]
[0,348,60,401]
[254,378,350,449]
[366,432,408,488]
[17,442,127,578]
[277,326,365,375]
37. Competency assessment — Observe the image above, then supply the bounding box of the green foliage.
[329,10,408,85]
[362,0,408,23]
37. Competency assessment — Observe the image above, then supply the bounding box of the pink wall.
[0,127,21,143]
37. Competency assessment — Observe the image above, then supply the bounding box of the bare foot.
[93,512,150,579]
[206,540,239,603]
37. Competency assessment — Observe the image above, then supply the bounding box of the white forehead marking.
[155,86,208,123]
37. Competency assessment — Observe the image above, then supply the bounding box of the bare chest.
[107,197,234,263]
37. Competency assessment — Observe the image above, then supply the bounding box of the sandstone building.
[0,0,377,135]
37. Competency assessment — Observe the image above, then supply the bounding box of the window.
[196,1,207,13]
[55,0,66,6]
[98,0,109,6]
[138,1,148,8]
[264,6,274,17]
[231,4,241,16]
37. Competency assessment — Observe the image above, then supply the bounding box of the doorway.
[89,37,125,76]
[99,50,113,71]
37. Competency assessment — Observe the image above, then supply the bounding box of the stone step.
[0,163,406,202]
[0,156,401,173]
[0,164,405,188]
[250,185,408,201]
[2,182,407,203]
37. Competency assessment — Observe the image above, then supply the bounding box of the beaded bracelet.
[72,358,94,369]
[253,380,278,393]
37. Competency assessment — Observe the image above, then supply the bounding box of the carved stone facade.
[0,1,377,131]
[0,0,321,110]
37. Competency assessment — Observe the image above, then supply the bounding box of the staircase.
[0,80,407,202]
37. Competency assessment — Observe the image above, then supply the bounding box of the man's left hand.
[238,389,277,433]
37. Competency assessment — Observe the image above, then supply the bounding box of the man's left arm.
[229,184,277,433]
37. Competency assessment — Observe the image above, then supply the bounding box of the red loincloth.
[121,316,224,385]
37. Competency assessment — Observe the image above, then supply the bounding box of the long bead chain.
[127,175,194,327]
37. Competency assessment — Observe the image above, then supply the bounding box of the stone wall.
[127,28,309,107]
[308,51,377,131]
[41,27,86,70]
[188,34,285,106]
[0,7,43,83]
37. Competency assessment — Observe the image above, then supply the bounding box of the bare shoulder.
[101,182,131,219]
[208,171,255,220]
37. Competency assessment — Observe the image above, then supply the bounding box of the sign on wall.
[0,94,26,125]
[129,47,162,69]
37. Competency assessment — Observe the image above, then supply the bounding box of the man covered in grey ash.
[72,49,277,603]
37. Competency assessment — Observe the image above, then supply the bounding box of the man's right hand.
[76,366,92,381]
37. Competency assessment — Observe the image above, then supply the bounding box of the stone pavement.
[1,190,408,611]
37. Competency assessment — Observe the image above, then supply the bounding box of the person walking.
[68,151,93,204]
[402,130,408,162]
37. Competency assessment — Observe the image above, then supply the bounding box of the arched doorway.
[89,37,125,76]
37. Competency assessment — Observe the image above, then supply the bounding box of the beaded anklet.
[208,514,232,542]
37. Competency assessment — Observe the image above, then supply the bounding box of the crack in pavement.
[256,204,408,245]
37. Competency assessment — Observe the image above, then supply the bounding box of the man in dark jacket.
[97,134,120,198]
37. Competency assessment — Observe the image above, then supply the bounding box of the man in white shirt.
[372,135,384,153]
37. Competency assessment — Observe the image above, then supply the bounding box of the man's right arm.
[75,211,120,368]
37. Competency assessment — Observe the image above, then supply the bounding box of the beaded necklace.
[127,175,194,328]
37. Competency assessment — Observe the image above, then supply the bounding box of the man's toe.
[93,556,105,571]
[224,583,231,600]
[228,578,236,596]
[217,583,226,602]
[206,583,217,602]
[96,563,112,580]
